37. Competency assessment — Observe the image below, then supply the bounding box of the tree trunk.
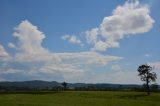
[146,79,150,95]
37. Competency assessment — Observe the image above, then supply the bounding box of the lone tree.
[62,81,67,90]
[137,64,157,95]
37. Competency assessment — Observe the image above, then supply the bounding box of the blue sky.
[0,0,160,84]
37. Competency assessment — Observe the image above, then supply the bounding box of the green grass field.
[0,91,160,106]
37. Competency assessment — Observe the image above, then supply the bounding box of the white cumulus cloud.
[12,20,59,62]
[86,0,154,51]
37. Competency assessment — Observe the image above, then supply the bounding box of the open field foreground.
[0,91,160,106]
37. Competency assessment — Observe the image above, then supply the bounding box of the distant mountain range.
[0,80,144,90]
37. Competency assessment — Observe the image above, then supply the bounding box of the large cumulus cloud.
[86,0,154,51]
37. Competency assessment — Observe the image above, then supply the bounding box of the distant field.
[0,91,160,106]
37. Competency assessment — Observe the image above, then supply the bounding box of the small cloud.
[144,54,151,57]
[61,35,70,40]
[8,42,17,49]
[61,35,84,47]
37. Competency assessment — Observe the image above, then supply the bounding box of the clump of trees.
[137,64,157,95]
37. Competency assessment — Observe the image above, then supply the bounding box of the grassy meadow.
[0,91,160,106]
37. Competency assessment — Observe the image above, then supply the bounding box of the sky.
[0,0,160,84]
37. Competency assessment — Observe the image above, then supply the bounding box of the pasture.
[0,91,160,106]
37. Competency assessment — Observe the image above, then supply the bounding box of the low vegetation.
[0,91,160,106]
